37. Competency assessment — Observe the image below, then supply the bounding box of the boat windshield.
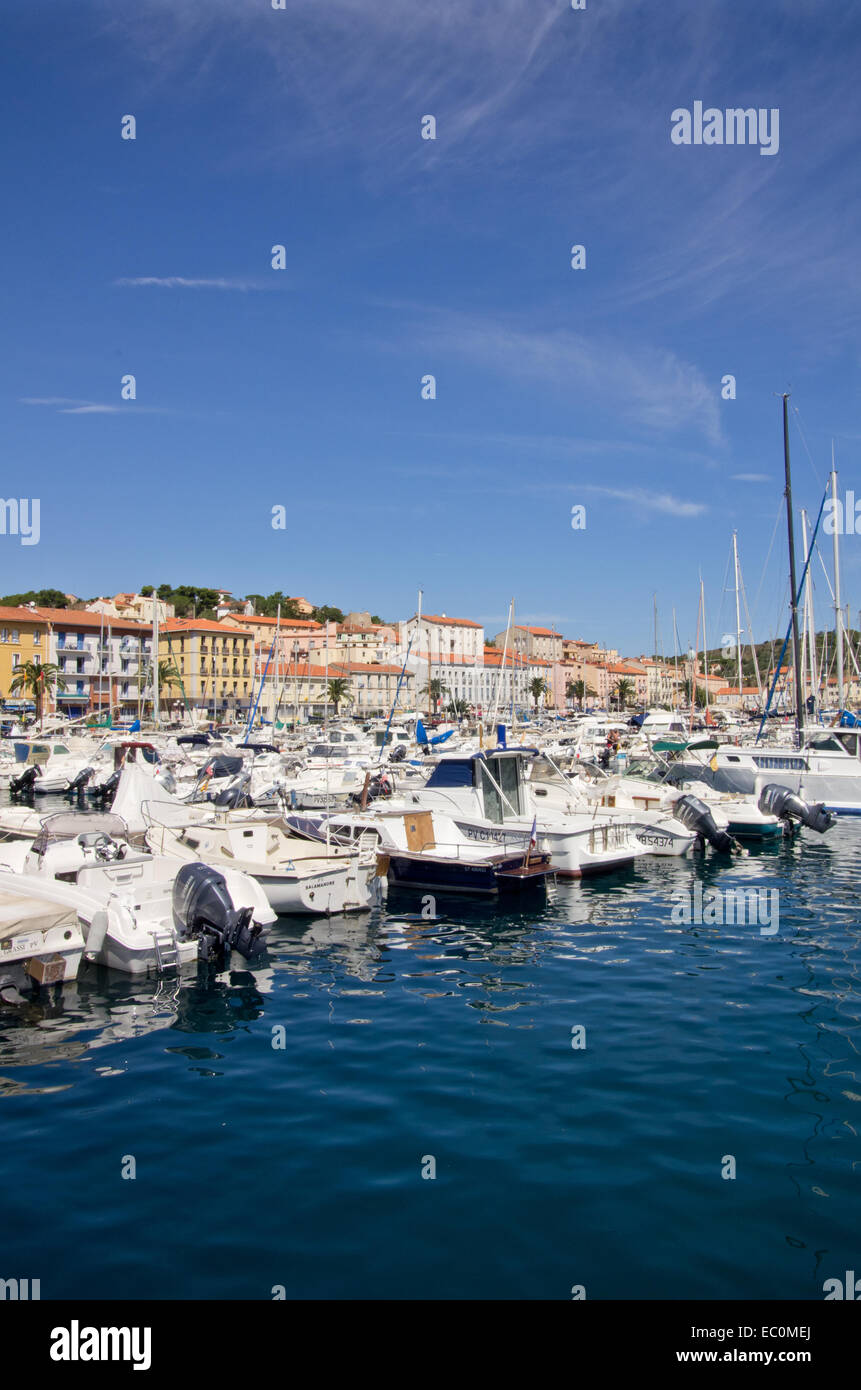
[807,733,851,754]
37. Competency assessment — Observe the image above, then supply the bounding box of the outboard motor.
[389,744,407,764]
[758,783,837,835]
[65,767,94,801]
[90,769,120,803]
[172,863,266,962]
[10,765,41,798]
[214,773,254,809]
[365,771,393,802]
[673,793,739,854]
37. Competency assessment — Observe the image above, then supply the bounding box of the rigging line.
[752,499,785,619]
[792,405,824,491]
[738,559,763,701]
[716,541,733,644]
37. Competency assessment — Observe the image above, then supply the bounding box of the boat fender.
[84,905,115,959]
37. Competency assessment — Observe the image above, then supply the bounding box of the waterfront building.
[33,608,152,720]
[0,605,51,715]
[160,619,254,718]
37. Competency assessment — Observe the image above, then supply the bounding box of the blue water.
[1,813,859,1300]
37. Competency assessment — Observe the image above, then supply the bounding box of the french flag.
[529,815,537,849]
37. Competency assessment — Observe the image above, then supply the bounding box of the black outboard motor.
[10,765,41,798]
[673,793,739,854]
[365,771,393,802]
[214,773,254,809]
[65,767,94,801]
[90,769,120,803]
[389,744,407,763]
[758,783,837,835]
[172,862,266,962]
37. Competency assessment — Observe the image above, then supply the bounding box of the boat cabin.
[424,750,534,823]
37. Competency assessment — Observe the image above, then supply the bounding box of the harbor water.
[1,802,859,1300]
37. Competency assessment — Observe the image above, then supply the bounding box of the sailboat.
[679,398,860,814]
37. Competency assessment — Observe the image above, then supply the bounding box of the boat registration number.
[0,932,42,958]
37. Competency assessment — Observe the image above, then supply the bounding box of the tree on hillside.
[313,605,344,625]
[0,589,68,609]
[244,592,302,620]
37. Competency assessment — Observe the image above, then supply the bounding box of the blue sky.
[3,0,860,656]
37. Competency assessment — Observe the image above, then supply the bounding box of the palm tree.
[613,677,635,711]
[529,676,547,712]
[421,677,444,715]
[567,679,587,710]
[10,661,66,732]
[446,696,470,717]
[158,660,182,694]
[327,678,352,716]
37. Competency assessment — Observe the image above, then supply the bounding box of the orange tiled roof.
[419,614,482,629]
[163,618,248,635]
[34,608,151,632]
[0,605,49,623]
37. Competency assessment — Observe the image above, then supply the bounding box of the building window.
[33,632,40,644]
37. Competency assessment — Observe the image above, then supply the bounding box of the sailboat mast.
[732,531,743,699]
[690,587,702,736]
[672,607,680,708]
[801,509,817,718]
[799,509,810,715]
[831,454,845,711]
[152,592,160,729]
[782,394,804,743]
[701,576,711,719]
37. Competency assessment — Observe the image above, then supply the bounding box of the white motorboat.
[527,753,698,857]
[676,725,861,815]
[287,806,553,896]
[0,811,275,976]
[0,872,88,998]
[395,748,646,877]
[145,816,382,915]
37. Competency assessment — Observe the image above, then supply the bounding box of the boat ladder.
[151,926,180,975]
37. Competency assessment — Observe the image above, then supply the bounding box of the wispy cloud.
[113,276,275,290]
[378,305,722,445]
[731,473,771,483]
[582,484,706,518]
[20,397,169,415]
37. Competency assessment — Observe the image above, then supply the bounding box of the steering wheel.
[94,836,126,862]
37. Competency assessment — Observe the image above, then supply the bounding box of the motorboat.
[527,753,699,857]
[0,811,275,976]
[286,807,553,896]
[0,872,87,999]
[391,748,646,877]
[144,816,382,915]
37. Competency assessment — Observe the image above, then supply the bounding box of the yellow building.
[160,619,255,717]
[0,606,51,712]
